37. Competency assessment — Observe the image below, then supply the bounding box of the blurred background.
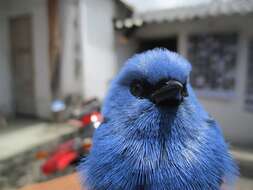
[0,0,253,189]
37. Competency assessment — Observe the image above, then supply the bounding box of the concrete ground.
[236,177,253,190]
[0,119,82,190]
[0,119,78,161]
[0,119,253,189]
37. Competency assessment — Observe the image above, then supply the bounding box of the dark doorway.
[9,15,36,117]
[138,36,178,53]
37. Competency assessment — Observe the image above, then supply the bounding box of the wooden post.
[48,0,61,97]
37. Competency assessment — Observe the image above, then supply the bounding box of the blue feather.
[78,48,238,190]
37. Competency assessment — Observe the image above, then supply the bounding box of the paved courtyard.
[0,120,78,161]
[0,119,81,189]
[0,119,253,189]
[236,177,253,190]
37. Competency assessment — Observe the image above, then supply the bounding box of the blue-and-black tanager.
[78,48,238,190]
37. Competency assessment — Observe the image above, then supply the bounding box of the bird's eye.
[130,79,149,98]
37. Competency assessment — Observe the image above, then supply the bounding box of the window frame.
[245,38,253,111]
[187,32,239,99]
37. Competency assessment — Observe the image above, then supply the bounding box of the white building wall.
[59,0,83,97]
[135,15,253,146]
[0,0,52,119]
[80,0,117,100]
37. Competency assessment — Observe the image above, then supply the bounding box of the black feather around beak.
[150,80,188,106]
[129,78,188,107]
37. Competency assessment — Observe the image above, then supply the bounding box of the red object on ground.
[41,150,77,175]
[81,114,91,126]
[41,111,103,175]
[80,111,103,126]
[41,140,77,175]
[57,151,78,171]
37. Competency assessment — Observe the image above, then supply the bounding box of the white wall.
[59,0,83,97]
[135,15,253,147]
[0,0,52,119]
[80,0,117,100]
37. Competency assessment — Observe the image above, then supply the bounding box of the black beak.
[150,80,187,106]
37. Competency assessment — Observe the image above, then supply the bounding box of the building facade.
[0,0,118,120]
[114,0,253,147]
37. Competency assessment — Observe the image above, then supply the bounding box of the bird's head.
[103,49,192,117]
[101,49,201,137]
[124,49,191,107]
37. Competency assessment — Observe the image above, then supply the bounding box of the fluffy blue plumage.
[78,49,238,190]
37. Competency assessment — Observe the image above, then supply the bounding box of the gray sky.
[121,0,214,13]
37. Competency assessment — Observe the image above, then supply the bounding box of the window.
[245,40,253,111]
[188,33,238,98]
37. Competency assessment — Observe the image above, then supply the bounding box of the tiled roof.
[115,0,253,29]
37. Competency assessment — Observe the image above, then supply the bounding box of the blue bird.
[78,48,238,190]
